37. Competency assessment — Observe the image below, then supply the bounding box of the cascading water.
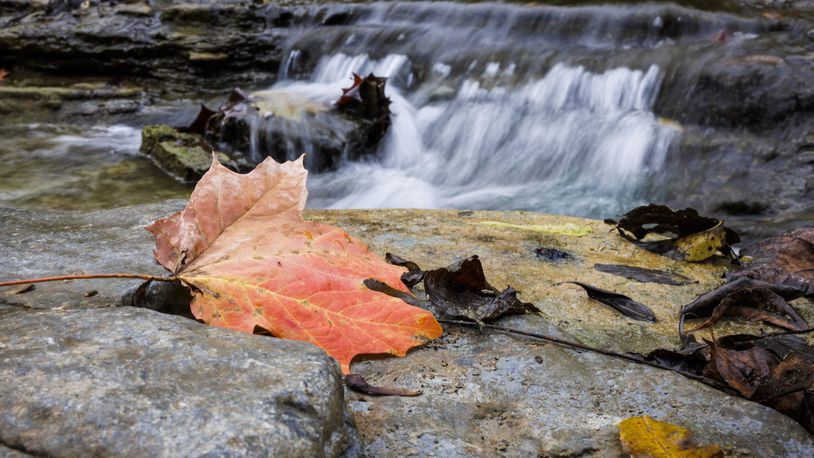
[250,1,768,217]
[265,18,681,216]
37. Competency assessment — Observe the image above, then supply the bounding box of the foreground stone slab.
[0,306,359,457]
[348,325,814,457]
[2,203,813,456]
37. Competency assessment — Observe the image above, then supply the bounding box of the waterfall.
[270,51,676,216]
[259,1,743,217]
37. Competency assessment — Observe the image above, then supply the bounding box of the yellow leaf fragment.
[477,221,593,237]
[618,416,723,458]
[673,222,727,262]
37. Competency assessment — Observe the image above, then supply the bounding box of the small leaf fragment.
[12,284,35,294]
[558,281,656,322]
[0,68,8,82]
[594,264,696,286]
[345,373,421,397]
[618,416,723,458]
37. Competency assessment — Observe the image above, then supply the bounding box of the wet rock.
[0,1,287,88]
[657,125,814,240]
[0,306,360,457]
[3,204,814,454]
[140,124,237,182]
[657,34,814,133]
[0,83,147,123]
[349,325,814,456]
[206,81,391,172]
[0,201,184,310]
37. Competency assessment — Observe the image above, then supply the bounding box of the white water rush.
[269,49,677,217]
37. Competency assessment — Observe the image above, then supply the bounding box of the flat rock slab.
[0,306,359,457]
[349,325,814,457]
[2,203,814,456]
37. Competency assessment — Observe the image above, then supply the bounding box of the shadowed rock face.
[0,307,360,457]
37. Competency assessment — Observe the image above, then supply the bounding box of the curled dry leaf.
[691,287,808,333]
[681,277,808,332]
[704,333,814,433]
[726,226,814,296]
[385,254,539,326]
[146,155,442,373]
[345,373,421,397]
[612,204,739,262]
[557,282,657,322]
[594,263,696,286]
[618,416,723,458]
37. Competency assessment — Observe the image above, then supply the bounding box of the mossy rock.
[140,125,232,183]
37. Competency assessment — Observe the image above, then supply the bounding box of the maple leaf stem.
[439,319,738,396]
[0,274,178,288]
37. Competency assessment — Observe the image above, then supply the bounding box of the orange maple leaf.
[0,68,8,82]
[147,155,442,373]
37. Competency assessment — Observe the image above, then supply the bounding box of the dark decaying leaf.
[703,333,814,433]
[558,282,656,322]
[594,263,696,286]
[535,247,574,262]
[178,104,217,135]
[681,277,807,331]
[12,283,35,294]
[705,334,814,402]
[383,254,539,325]
[336,73,391,118]
[637,347,709,375]
[691,288,809,332]
[385,253,425,287]
[612,204,740,262]
[726,227,814,296]
[345,373,421,397]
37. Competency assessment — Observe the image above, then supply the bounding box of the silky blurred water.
[271,52,677,217]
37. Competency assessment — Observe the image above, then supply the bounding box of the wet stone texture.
[2,204,814,456]
[348,326,814,457]
[0,307,360,457]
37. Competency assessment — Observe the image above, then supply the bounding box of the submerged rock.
[0,306,360,457]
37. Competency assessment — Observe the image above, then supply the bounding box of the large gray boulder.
[349,321,814,457]
[0,306,360,457]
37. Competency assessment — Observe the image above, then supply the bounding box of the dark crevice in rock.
[0,437,50,458]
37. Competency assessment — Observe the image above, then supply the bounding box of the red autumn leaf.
[336,73,364,107]
[146,155,442,373]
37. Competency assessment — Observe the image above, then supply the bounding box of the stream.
[1,1,811,238]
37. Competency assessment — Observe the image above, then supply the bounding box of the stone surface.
[3,204,814,456]
[348,325,814,457]
[3,204,812,355]
[0,306,359,457]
